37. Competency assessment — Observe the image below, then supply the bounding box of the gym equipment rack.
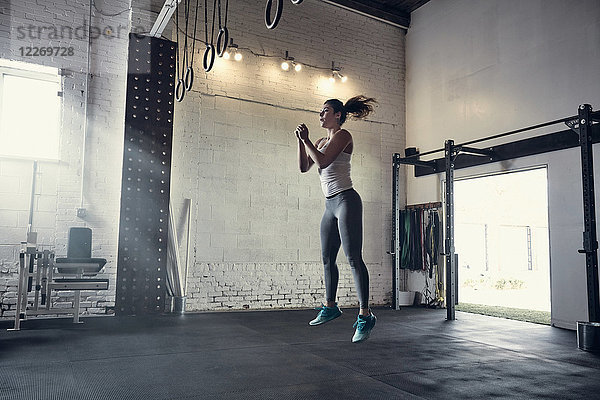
[392,104,600,346]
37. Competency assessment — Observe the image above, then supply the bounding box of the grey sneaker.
[352,311,376,343]
[309,304,342,326]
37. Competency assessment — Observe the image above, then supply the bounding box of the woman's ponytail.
[325,95,377,126]
[343,95,376,122]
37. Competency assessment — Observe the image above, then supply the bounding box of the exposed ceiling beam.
[321,0,410,29]
[149,0,181,38]
[150,0,411,38]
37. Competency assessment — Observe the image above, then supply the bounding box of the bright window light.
[0,72,60,160]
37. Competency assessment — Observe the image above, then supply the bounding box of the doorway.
[454,167,551,313]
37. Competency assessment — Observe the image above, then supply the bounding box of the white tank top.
[318,141,353,197]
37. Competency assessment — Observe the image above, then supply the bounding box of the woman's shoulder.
[333,129,352,145]
[334,129,352,139]
[333,129,353,154]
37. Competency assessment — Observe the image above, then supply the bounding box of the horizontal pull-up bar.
[403,114,579,160]
[410,123,600,177]
[460,115,579,147]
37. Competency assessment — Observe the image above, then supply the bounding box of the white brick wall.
[169,0,405,311]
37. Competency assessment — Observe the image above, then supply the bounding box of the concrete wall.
[161,0,406,311]
[405,0,600,328]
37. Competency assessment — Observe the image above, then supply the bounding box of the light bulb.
[329,75,335,83]
[281,61,290,71]
[294,63,302,72]
[341,75,347,83]
[223,51,230,60]
[234,52,242,61]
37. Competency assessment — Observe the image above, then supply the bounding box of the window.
[0,61,61,160]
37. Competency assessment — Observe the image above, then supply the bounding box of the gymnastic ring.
[203,44,216,72]
[216,27,229,58]
[175,78,185,102]
[184,66,194,91]
[265,0,283,30]
[291,0,303,4]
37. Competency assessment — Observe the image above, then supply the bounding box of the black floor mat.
[0,307,598,400]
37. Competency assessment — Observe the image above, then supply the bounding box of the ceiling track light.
[334,70,347,82]
[281,50,301,72]
[330,61,347,83]
[223,38,242,61]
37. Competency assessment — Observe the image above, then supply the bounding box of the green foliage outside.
[456,302,551,325]
[463,276,525,290]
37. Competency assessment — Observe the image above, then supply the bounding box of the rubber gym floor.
[1,307,599,399]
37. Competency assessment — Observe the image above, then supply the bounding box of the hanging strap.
[202,0,218,71]
[215,0,229,57]
[174,4,185,101]
[204,0,209,44]
[183,0,189,70]
[190,0,199,65]
[210,0,217,44]
[217,0,222,28]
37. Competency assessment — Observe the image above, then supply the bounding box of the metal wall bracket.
[566,118,580,133]
[393,152,438,172]
[456,146,496,160]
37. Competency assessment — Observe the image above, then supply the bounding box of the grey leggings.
[320,188,370,309]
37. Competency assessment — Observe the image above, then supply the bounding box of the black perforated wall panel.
[116,34,176,315]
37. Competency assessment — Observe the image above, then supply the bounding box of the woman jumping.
[295,95,377,343]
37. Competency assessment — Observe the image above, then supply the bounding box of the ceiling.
[149,0,430,31]
[323,0,431,28]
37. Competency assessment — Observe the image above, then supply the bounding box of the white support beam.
[150,0,182,38]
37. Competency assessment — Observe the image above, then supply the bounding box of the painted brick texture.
[168,0,405,311]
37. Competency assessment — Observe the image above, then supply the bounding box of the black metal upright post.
[445,140,456,320]
[578,104,600,322]
[576,104,600,353]
[392,154,401,310]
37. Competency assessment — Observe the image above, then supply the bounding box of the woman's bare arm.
[298,126,352,169]
[298,136,324,172]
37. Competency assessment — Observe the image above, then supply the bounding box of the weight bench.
[11,228,109,330]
